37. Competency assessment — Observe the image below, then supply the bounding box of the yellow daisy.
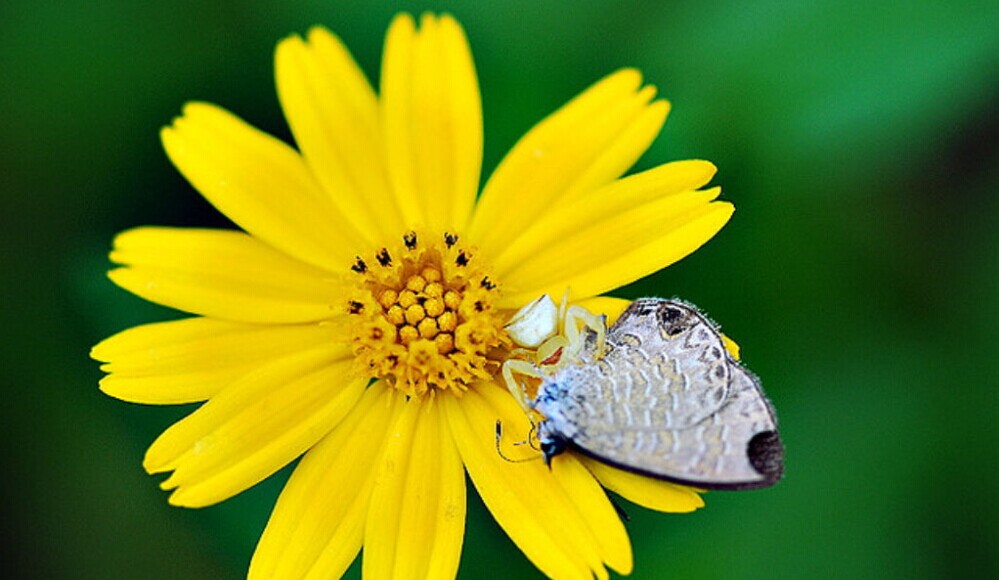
[92,12,733,580]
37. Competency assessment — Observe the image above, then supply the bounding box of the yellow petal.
[722,334,741,360]
[92,317,340,404]
[381,13,482,231]
[249,383,406,580]
[552,455,633,575]
[490,160,717,276]
[445,382,620,580]
[497,192,734,308]
[469,69,667,257]
[108,227,343,323]
[161,102,367,269]
[580,457,705,514]
[144,347,364,507]
[275,28,404,242]
[363,397,466,580]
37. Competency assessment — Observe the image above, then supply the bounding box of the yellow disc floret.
[346,231,509,397]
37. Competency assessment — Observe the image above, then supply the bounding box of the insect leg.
[501,358,542,412]
[564,304,607,361]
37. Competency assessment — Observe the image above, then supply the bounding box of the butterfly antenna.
[495,420,542,463]
[511,416,543,453]
[526,419,541,451]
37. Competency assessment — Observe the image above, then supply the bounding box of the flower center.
[345,231,509,397]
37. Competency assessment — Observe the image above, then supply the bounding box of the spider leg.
[564,304,607,362]
[501,358,543,412]
[535,334,569,367]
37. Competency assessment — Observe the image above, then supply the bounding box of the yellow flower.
[92,12,733,580]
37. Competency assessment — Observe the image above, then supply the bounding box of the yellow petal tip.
[718,199,735,218]
[275,33,304,54]
[180,100,213,117]
[649,98,671,119]
[614,67,643,88]
[722,334,741,360]
[166,487,210,508]
[142,442,177,475]
[304,25,331,41]
[691,159,718,180]
[142,457,164,475]
[89,341,108,362]
[105,267,127,285]
[389,12,416,30]
[159,474,179,491]
[159,123,175,141]
[96,376,118,396]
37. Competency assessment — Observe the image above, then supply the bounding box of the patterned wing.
[604,299,732,428]
[538,298,783,490]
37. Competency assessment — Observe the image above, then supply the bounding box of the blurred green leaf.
[2,0,995,577]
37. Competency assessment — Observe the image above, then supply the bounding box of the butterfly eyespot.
[660,306,683,321]
[748,430,784,480]
[658,305,691,336]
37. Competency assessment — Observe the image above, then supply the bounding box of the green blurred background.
[2,0,997,578]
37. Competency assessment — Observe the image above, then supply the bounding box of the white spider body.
[502,294,606,427]
[503,294,559,348]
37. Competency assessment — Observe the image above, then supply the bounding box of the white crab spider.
[501,293,608,413]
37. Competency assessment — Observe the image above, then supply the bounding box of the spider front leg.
[501,358,544,413]
[561,304,607,363]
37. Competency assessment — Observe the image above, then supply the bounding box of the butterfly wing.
[539,299,783,490]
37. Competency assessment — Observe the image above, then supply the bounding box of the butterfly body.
[530,298,783,490]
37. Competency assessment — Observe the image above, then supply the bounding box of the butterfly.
[502,296,783,490]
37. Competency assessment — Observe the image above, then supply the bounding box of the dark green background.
[3,0,996,578]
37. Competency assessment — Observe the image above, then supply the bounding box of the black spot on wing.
[748,430,784,483]
[658,304,692,336]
